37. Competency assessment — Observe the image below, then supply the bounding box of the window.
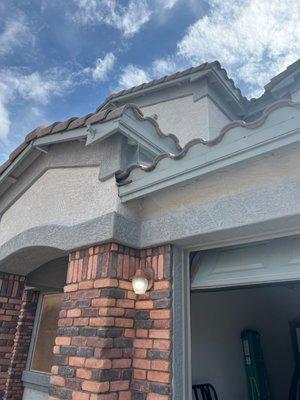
[31,293,62,373]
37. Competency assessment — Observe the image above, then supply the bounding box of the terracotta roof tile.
[51,117,78,133]
[97,61,246,111]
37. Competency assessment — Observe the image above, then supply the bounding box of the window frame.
[26,289,62,374]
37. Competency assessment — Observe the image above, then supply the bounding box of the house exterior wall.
[0,168,118,248]
[141,95,211,143]
[135,144,300,220]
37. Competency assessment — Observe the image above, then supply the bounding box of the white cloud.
[0,14,34,57]
[72,0,152,37]
[151,58,178,77]
[119,65,150,88]
[118,56,183,90]
[177,0,300,97]
[0,68,75,142]
[0,85,11,141]
[89,52,116,81]
[155,0,178,10]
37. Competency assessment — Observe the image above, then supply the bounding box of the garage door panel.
[191,236,300,289]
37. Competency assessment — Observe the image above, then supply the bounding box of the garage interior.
[190,236,300,400]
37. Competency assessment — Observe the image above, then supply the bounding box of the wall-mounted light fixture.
[132,267,154,295]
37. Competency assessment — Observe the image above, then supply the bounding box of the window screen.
[31,293,62,373]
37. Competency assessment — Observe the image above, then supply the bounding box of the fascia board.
[191,68,244,110]
[119,108,300,202]
[0,143,34,187]
[86,115,179,156]
[34,126,88,146]
[0,127,88,192]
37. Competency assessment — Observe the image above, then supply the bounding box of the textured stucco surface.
[141,95,210,144]
[141,95,230,145]
[137,145,300,220]
[0,167,119,247]
[292,89,300,102]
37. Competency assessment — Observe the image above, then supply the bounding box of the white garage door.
[191,236,300,290]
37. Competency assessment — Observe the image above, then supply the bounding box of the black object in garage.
[192,384,219,400]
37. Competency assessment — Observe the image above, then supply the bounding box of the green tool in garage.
[241,329,272,400]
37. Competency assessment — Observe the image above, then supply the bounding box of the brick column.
[0,273,25,399]
[132,246,172,400]
[49,243,173,400]
[4,289,39,400]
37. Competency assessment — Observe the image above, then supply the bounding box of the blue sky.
[0,0,299,163]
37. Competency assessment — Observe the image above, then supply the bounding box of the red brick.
[133,358,151,370]
[112,358,132,368]
[94,278,118,288]
[85,358,111,369]
[92,298,116,307]
[76,369,92,379]
[115,318,133,328]
[151,360,170,372]
[110,380,130,391]
[55,337,71,346]
[153,340,171,350]
[72,391,90,400]
[134,339,153,349]
[147,371,170,383]
[136,300,154,309]
[134,369,147,380]
[150,310,171,320]
[64,283,78,292]
[50,375,65,386]
[78,280,94,290]
[69,357,85,367]
[116,299,135,308]
[82,380,109,393]
[153,281,170,290]
[99,307,124,317]
[149,330,170,339]
[136,329,148,338]
[90,317,115,327]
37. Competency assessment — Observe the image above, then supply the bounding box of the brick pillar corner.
[0,273,25,399]
[49,243,137,400]
[132,245,173,400]
[4,289,39,400]
[49,243,173,400]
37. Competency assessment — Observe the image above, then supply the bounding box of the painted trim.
[25,293,43,371]
[22,370,50,393]
[117,100,300,187]
[118,101,300,201]
[172,247,192,399]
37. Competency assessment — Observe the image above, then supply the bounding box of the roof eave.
[98,67,247,113]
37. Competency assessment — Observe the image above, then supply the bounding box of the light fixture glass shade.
[132,276,149,295]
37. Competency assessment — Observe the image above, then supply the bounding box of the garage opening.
[190,236,300,400]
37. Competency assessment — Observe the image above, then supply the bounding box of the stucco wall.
[191,284,300,400]
[292,89,300,102]
[141,95,230,145]
[0,167,119,247]
[207,97,231,138]
[141,95,210,144]
[137,144,300,220]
